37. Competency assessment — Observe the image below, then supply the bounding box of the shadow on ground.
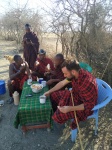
[0,40,112,150]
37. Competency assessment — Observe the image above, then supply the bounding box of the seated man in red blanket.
[44,60,98,129]
[7,55,31,104]
[32,49,54,80]
[46,53,65,88]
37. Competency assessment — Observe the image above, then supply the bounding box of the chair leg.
[71,128,78,142]
[95,116,98,135]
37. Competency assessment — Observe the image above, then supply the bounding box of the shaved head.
[55,53,64,60]
[54,53,64,67]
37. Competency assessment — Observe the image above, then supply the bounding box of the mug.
[27,79,32,85]
[41,81,46,87]
[39,78,43,84]
[39,95,46,104]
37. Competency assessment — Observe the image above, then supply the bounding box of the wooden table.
[14,82,53,133]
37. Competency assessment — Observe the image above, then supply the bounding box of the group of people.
[7,51,65,103]
[7,24,98,130]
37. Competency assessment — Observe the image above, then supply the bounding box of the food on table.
[31,84,42,90]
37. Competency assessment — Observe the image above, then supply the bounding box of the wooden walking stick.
[70,90,84,150]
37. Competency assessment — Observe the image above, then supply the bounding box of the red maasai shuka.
[11,63,28,91]
[12,74,28,90]
[51,69,98,129]
[50,65,65,81]
[34,57,54,76]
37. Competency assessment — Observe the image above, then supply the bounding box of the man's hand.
[57,106,73,113]
[31,42,35,46]
[35,61,39,67]
[47,79,54,85]
[45,67,51,73]
[44,91,50,97]
[44,72,50,76]
[28,74,32,79]
[20,66,25,73]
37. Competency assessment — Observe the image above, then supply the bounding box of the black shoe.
[0,114,3,122]
[7,97,14,104]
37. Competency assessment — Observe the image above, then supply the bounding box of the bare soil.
[0,40,112,150]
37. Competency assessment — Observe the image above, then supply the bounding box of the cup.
[27,79,32,85]
[41,81,46,87]
[39,78,43,84]
[39,95,46,104]
[37,77,39,83]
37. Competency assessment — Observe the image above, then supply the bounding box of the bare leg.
[7,80,14,104]
[7,80,15,97]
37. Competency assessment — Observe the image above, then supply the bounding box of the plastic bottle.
[13,91,19,105]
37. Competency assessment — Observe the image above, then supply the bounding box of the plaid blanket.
[14,82,53,128]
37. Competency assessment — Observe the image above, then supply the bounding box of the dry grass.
[40,33,62,57]
[0,39,112,150]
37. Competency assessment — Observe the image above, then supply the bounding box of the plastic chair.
[71,78,112,142]
[79,62,92,73]
[0,80,6,95]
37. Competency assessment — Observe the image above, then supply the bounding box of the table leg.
[22,126,27,133]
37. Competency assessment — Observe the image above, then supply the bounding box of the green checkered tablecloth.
[14,82,53,128]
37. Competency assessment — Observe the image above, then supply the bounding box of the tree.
[0,7,43,51]
[46,0,112,84]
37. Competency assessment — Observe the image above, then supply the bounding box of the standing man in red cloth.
[44,60,98,129]
[23,24,39,70]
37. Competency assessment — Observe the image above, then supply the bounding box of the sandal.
[0,100,4,106]
[7,98,14,104]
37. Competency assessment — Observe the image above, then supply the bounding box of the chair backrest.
[96,78,112,104]
[79,62,92,73]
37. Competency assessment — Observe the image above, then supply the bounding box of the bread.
[31,84,42,90]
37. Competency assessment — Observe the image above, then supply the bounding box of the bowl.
[31,84,43,93]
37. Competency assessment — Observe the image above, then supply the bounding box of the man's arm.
[31,33,39,53]
[58,104,84,113]
[49,70,55,75]
[44,79,70,96]
[47,79,60,85]
[24,61,31,78]
[9,64,21,80]
[51,79,60,82]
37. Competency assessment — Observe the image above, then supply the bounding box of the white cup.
[27,79,32,85]
[39,95,46,104]
[41,81,46,87]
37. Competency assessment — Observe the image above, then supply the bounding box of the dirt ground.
[0,40,112,150]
